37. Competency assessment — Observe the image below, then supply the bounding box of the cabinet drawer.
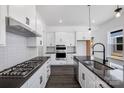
[95,77,111,88]
[79,63,96,80]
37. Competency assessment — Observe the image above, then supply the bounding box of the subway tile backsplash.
[0,32,37,71]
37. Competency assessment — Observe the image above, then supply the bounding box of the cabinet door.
[26,5,36,30]
[46,59,51,81]
[0,5,7,46]
[27,63,47,88]
[79,62,96,88]
[8,5,26,25]
[85,76,95,88]
[66,54,74,65]
[46,32,55,46]
[36,12,44,35]
[95,77,111,88]
[79,63,85,88]
[55,32,66,45]
[8,5,36,30]
[65,32,75,46]
[76,32,90,40]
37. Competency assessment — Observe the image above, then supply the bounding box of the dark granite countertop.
[0,56,50,88]
[74,56,124,88]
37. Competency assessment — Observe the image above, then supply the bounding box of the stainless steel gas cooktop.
[0,57,43,78]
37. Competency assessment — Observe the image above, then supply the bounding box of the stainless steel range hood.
[6,17,41,37]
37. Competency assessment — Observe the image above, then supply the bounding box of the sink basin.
[93,61,114,70]
[83,61,114,70]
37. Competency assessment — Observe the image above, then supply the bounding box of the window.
[110,29,123,57]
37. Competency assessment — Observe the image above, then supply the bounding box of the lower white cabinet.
[79,64,85,88]
[95,77,111,88]
[66,54,74,65]
[85,76,95,88]
[0,5,7,46]
[78,62,110,88]
[21,59,51,88]
[46,58,51,81]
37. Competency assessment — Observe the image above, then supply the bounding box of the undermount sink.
[83,61,114,70]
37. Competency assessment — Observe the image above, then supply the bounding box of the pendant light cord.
[88,5,91,30]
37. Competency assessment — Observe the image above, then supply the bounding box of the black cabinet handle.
[40,41,42,45]
[40,75,43,84]
[99,84,104,88]
[26,17,30,25]
[82,73,85,80]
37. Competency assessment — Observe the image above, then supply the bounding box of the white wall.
[46,26,96,32]
[0,32,37,71]
[92,14,124,59]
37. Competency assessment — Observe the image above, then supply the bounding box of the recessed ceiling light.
[59,19,63,23]
[91,20,95,23]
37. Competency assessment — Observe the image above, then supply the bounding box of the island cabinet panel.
[78,62,110,88]
[95,77,111,88]
[79,63,86,88]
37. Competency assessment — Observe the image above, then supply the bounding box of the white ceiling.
[37,5,124,26]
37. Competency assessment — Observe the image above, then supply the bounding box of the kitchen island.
[74,56,124,88]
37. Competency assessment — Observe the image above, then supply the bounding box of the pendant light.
[114,5,122,18]
[88,5,91,31]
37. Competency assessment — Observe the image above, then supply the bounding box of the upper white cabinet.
[65,32,76,46]
[76,32,91,40]
[0,5,7,46]
[55,32,76,46]
[55,32,66,45]
[46,32,55,46]
[8,5,36,30]
[27,11,44,47]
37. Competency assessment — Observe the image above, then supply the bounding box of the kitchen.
[0,4,124,88]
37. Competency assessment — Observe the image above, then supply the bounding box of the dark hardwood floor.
[45,65,81,88]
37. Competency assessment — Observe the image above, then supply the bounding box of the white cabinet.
[79,63,86,88]
[27,11,44,47]
[8,5,36,30]
[55,32,66,45]
[65,32,76,46]
[85,75,95,88]
[78,62,110,88]
[21,60,49,88]
[76,32,91,40]
[46,58,51,81]
[50,54,56,65]
[26,62,47,88]
[0,5,7,46]
[95,77,111,88]
[66,54,74,65]
[55,32,75,46]
[46,32,55,46]
[21,59,51,88]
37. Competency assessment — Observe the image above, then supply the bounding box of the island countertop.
[74,56,124,88]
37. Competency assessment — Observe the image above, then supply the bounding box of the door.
[86,40,91,56]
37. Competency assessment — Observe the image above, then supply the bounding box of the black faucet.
[92,43,107,65]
